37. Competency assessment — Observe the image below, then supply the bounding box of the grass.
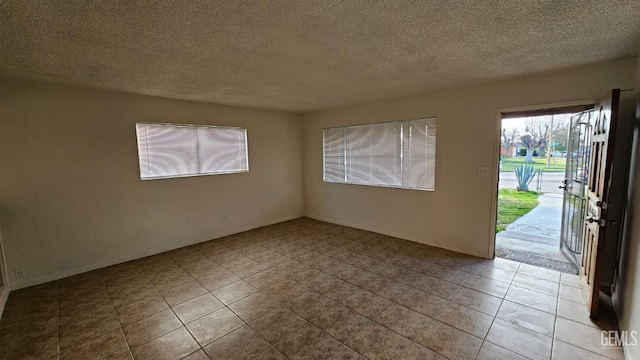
[501,156,566,172]
[496,188,540,232]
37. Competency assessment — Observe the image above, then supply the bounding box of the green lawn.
[501,156,566,172]
[496,189,540,232]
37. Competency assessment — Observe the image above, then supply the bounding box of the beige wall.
[303,58,637,258]
[0,78,304,289]
[614,56,640,360]
[1,58,638,299]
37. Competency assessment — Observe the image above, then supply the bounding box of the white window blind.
[323,118,436,190]
[136,123,248,180]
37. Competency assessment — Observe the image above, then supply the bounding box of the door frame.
[0,226,9,317]
[490,99,596,258]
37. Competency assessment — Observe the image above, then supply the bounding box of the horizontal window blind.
[323,127,346,183]
[136,123,248,180]
[323,118,436,190]
[346,123,401,186]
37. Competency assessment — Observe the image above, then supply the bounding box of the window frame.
[135,122,249,181]
[322,117,436,191]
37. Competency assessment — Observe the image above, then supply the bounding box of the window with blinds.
[323,118,436,190]
[135,123,248,180]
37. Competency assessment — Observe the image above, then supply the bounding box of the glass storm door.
[560,110,593,268]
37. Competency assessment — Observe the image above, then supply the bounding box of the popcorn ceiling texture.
[1,0,639,112]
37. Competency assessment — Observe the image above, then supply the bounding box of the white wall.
[0,77,304,289]
[303,58,637,258]
[614,56,640,360]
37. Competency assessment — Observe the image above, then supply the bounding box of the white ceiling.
[1,1,639,112]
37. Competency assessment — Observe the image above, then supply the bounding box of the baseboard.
[0,285,9,321]
[611,291,635,360]
[304,214,489,259]
[9,213,304,290]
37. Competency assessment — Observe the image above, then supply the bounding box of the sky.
[502,114,572,131]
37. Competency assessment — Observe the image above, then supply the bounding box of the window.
[135,123,248,180]
[323,118,436,190]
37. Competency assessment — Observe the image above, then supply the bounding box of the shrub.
[513,164,537,191]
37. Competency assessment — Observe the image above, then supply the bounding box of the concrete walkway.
[501,194,563,241]
[496,193,576,271]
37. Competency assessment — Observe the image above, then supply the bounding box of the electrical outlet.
[372,210,378,218]
[477,166,489,177]
[14,269,25,279]
[222,213,228,222]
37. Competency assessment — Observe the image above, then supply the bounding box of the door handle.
[587,217,608,227]
[559,185,567,190]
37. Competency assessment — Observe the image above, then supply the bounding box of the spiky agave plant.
[513,165,536,191]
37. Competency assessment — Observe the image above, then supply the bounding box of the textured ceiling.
[1,1,640,112]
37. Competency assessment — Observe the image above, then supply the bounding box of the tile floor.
[0,218,625,359]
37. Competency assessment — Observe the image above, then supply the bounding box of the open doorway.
[496,105,593,273]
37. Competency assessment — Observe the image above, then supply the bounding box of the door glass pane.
[560,110,593,267]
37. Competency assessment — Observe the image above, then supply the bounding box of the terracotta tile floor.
[0,218,625,359]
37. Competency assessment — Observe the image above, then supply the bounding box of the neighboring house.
[500,145,520,158]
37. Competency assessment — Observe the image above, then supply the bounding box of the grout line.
[8,219,621,360]
[100,269,135,357]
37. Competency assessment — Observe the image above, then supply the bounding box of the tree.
[524,115,569,157]
[525,117,551,157]
[550,115,570,152]
[508,115,570,163]
[501,127,519,157]
[520,134,540,162]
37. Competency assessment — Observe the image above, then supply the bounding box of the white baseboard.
[9,214,304,290]
[304,214,490,259]
[9,212,489,291]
